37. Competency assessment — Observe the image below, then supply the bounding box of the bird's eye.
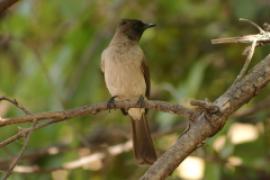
[135,23,142,30]
[121,21,127,25]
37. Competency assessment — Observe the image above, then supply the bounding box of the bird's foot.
[107,96,118,112]
[136,95,145,108]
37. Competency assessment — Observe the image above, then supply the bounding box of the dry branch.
[233,95,270,118]
[212,19,270,82]
[141,54,270,179]
[0,97,35,180]
[0,100,192,149]
[0,122,186,173]
[1,141,132,173]
[0,100,193,127]
[0,0,19,14]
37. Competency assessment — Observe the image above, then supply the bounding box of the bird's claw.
[107,96,117,112]
[136,95,145,108]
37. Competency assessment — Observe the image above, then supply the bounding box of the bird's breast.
[103,46,146,99]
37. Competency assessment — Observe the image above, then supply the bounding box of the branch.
[0,100,193,127]
[212,19,270,82]
[233,94,270,118]
[0,118,67,148]
[0,141,132,173]
[0,97,30,114]
[0,122,186,173]
[0,0,19,14]
[0,97,36,180]
[0,100,192,149]
[141,54,270,180]
[233,39,257,83]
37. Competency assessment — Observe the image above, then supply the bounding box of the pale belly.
[104,59,146,99]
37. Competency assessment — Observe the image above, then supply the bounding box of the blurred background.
[1,0,270,179]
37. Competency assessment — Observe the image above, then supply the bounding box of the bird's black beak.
[144,23,156,29]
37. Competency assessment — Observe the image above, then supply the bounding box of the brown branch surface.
[0,100,192,149]
[0,120,63,148]
[0,122,186,173]
[0,97,34,180]
[233,95,270,118]
[0,0,19,14]
[0,100,193,127]
[141,54,270,179]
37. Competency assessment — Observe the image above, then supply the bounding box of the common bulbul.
[100,19,157,164]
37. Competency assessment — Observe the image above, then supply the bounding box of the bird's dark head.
[117,19,156,41]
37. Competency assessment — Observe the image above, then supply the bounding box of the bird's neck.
[109,31,138,47]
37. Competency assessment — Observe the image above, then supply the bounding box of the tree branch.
[141,54,270,180]
[0,122,186,173]
[0,100,193,127]
[0,0,19,14]
[0,97,36,180]
[233,95,270,118]
[0,119,61,148]
[0,100,192,149]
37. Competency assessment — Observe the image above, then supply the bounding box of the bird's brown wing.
[141,58,151,98]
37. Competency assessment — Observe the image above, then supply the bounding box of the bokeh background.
[1,0,270,179]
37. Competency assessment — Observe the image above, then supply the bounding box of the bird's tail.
[130,113,157,164]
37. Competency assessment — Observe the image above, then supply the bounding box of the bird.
[100,19,157,164]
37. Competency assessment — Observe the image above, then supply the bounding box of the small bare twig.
[1,123,37,179]
[141,52,270,179]
[233,95,270,118]
[0,96,35,180]
[233,39,257,83]
[0,141,132,173]
[190,99,220,114]
[0,118,66,148]
[239,18,265,33]
[0,122,186,173]
[0,0,19,14]
[0,100,193,149]
[0,100,193,128]
[211,19,270,45]
[211,19,270,82]
[0,96,30,115]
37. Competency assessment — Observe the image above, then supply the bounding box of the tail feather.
[131,114,157,164]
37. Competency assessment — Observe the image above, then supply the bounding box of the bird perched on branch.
[100,19,157,164]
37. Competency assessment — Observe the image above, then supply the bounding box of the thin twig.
[233,39,257,83]
[0,100,192,148]
[0,141,131,173]
[0,0,19,14]
[239,18,265,33]
[233,95,270,118]
[211,18,270,45]
[0,100,193,127]
[211,19,270,83]
[0,96,30,115]
[190,99,220,114]
[0,122,186,173]
[141,54,270,180]
[0,96,35,180]
[0,118,65,148]
[1,121,38,179]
